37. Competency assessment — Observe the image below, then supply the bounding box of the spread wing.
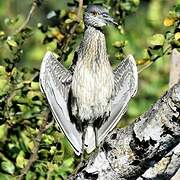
[39,51,82,155]
[86,55,138,153]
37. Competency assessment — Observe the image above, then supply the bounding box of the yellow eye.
[91,11,98,16]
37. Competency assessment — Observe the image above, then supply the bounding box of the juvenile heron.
[40,5,138,156]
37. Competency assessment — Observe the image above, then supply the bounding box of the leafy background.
[0,0,180,179]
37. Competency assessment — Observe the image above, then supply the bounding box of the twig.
[18,111,52,180]
[47,130,61,180]
[16,0,38,34]
[30,71,39,81]
[4,0,38,118]
[69,0,83,35]
[138,61,153,74]
[60,0,83,61]
[42,120,54,133]
[77,0,83,22]
[137,45,172,74]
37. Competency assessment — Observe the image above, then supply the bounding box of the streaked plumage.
[71,26,113,124]
[39,5,138,155]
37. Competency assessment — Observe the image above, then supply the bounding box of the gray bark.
[168,48,180,180]
[138,143,180,179]
[169,49,180,88]
[72,82,180,180]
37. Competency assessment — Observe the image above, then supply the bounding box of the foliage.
[0,0,179,179]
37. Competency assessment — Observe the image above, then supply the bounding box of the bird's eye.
[91,11,98,16]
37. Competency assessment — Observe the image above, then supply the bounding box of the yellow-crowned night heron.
[40,5,138,156]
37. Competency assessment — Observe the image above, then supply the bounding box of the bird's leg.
[94,126,98,148]
[93,126,102,156]
[81,125,88,162]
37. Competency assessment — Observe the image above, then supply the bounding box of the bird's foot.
[69,155,86,179]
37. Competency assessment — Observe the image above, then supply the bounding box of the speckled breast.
[71,58,114,122]
[70,27,114,122]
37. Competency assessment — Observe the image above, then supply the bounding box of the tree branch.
[18,112,52,180]
[60,0,83,61]
[139,49,180,180]
[168,48,180,179]
[16,0,38,34]
[137,143,180,180]
[73,82,180,180]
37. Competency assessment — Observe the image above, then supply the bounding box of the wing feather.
[86,55,138,153]
[39,51,82,155]
[40,52,137,154]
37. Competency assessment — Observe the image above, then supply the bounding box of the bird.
[39,5,138,156]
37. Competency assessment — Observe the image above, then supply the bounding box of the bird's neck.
[78,26,108,64]
[85,25,103,33]
[83,26,105,46]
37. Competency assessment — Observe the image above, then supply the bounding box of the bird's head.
[84,5,117,28]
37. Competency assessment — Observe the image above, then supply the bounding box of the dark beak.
[104,15,118,26]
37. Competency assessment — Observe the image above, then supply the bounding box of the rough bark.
[168,48,180,180]
[72,82,180,180]
[138,49,180,180]
[138,143,180,179]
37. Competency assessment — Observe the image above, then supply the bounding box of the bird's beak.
[105,16,118,26]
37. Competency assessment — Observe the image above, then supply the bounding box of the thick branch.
[73,82,180,180]
[140,47,180,180]
[168,48,180,179]
[138,143,180,179]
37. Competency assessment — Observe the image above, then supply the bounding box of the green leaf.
[0,125,8,141]
[65,19,73,24]
[27,91,42,100]
[0,66,6,75]
[0,78,9,96]
[42,134,54,144]
[132,0,140,6]
[16,151,27,168]
[149,34,165,46]
[6,36,18,48]
[38,149,50,159]
[63,157,74,167]
[50,146,56,155]
[0,173,15,180]
[21,131,31,150]
[0,31,5,37]
[112,41,125,48]
[175,4,180,17]
[1,160,15,174]
[25,171,37,180]
[30,82,40,90]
